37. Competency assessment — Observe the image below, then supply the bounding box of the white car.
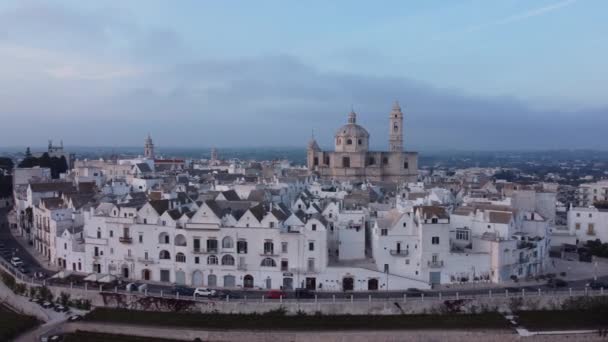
[10,257,23,267]
[194,288,216,297]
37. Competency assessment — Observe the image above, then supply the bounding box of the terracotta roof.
[489,212,512,224]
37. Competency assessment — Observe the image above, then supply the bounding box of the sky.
[1,0,607,150]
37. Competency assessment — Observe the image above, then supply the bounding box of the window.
[207,239,218,253]
[346,139,352,145]
[311,224,317,231]
[207,255,218,265]
[342,157,350,168]
[403,222,407,227]
[174,234,186,247]
[456,229,469,241]
[261,258,276,267]
[159,250,171,260]
[358,139,362,145]
[281,242,288,253]
[221,255,235,265]
[394,125,398,132]
[431,237,440,245]
[109,230,113,237]
[237,240,248,254]
[195,257,200,264]
[405,259,410,265]
[269,222,275,228]
[384,264,389,273]
[308,241,315,251]
[263,241,274,255]
[575,223,581,230]
[368,157,375,165]
[281,259,288,271]
[588,223,596,235]
[381,229,388,236]
[337,138,341,145]
[176,252,186,263]
[222,236,234,249]
[589,213,593,218]
[139,234,143,243]
[159,233,170,244]
[313,157,318,166]
[307,258,316,272]
[97,230,101,239]
[64,243,67,250]
[383,157,388,165]
[403,162,409,169]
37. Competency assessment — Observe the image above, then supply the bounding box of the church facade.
[307,102,418,182]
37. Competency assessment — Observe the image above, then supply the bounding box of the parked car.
[266,290,286,299]
[34,271,46,279]
[587,281,607,290]
[547,278,568,288]
[216,290,242,299]
[126,282,148,293]
[10,257,23,267]
[54,305,69,312]
[18,265,30,274]
[295,288,315,299]
[67,315,82,322]
[405,288,425,297]
[193,288,217,297]
[173,285,195,296]
[42,301,54,309]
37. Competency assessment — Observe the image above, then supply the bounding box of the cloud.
[464,0,579,34]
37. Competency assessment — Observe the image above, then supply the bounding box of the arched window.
[346,139,352,145]
[337,138,341,145]
[159,232,169,244]
[175,252,186,263]
[394,125,399,132]
[260,258,276,267]
[221,254,235,266]
[368,157,375,165]
[174,234,186,246]
[207,255,218,265]
[159,250,171,260]
[222,236,234,249]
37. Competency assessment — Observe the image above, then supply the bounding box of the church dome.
[334,110,369,153]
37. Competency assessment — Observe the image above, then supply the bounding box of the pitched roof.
[489,211,512,224]
[219,190,240,201]
[149,200,169,215]
[416,206,449,220]
[248,203,266,222]
[135,163,152,173]
[30,182,75,193]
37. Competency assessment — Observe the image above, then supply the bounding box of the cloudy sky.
[1,0,607,150]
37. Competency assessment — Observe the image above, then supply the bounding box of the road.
[0,208,51,277]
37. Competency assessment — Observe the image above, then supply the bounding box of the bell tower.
[144,133,155,159]
[389,101,403,152]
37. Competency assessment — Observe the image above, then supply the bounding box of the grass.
[85,308,510,331]
[0,305,40,340]
[518,310,608,331]
[63,331,188,342]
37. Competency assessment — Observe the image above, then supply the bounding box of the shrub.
[59,292,71,306]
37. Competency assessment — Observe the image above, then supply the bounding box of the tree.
[0,157,13,170]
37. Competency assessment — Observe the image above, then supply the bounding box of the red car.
[266,290,286,299]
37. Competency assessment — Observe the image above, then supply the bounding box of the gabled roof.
[219,190,240,201]
[489,211,512,224]
[248,203,266,222]
[135,163,152,173]
[149,200,169,215]
[30,182,75,193]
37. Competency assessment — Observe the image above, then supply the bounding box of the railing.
[260,251,278,256]
[193,248,217,254]
[390,249,409,257]
[119,236,132,244]
[427,260,444,268]
[137,257,156,264]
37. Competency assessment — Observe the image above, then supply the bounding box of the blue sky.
[0,0,607,150]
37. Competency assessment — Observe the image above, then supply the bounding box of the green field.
[85,308,510,331]
[64,331,187,342]
[518,310,608,331]
[0,305,40,341]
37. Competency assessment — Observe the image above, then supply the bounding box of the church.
[307,102,418,182]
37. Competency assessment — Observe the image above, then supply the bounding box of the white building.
[567,206,608,244]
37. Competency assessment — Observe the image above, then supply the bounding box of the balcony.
[260,251,278,257]
[427,260,444,268]
[237,263,247,271]
[119,236,132,244]
[192,248,217,254]
[124,254,135,261]
[390,249,409,257]
[137,257,156,264]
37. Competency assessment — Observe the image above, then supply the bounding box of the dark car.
[405,288,425,297]
[173,286,195,297]
[587,281,607,290]
[295,288,315,299]
[18,266,30,274]
[547,278,568,288]
[216,290,242,299]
